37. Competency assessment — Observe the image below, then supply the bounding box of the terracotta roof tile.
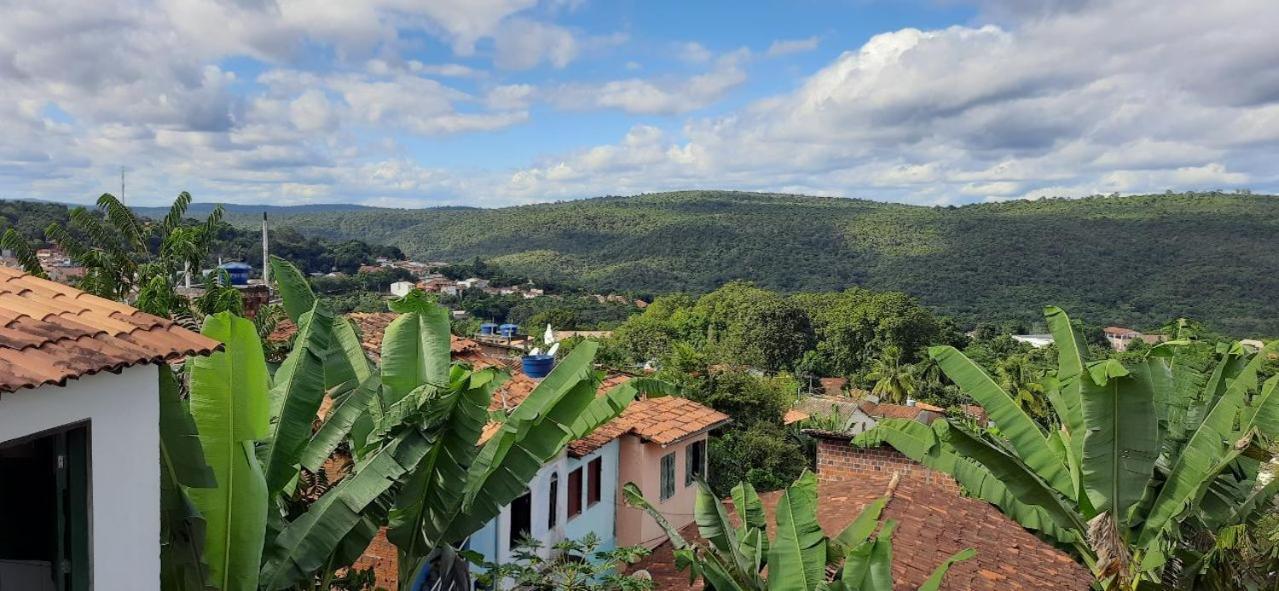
[0,268,221,394]
[632,473,1092,590]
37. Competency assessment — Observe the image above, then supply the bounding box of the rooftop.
[0,268,222,394]
[632,472,1092,590]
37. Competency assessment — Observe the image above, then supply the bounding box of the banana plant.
[623,471,973,590]
[854,306,1279,590]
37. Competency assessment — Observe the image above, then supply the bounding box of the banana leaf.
[262,304,333,495]
[929,345,1075,499]
[381,292,453,404]
[268,255,315,323]
[1138,341,1276,547]
[299,377,377,473]
[828,496,887,559]
[694,479,763,588]
[767,471,826,591]
[258,428,434,590]
[1080,358,1158,526]
[188,312,270,591]
[938,422,1086,534]
[732,481,769,565]
[159,365,214,591]
[917,548,976,591]
[855,419,1083,543]
[386,370,495,582]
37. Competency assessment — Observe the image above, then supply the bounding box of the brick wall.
[351,528,398,591]
[815,437,957,492]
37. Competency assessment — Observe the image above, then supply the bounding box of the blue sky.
[1,0,1277,207]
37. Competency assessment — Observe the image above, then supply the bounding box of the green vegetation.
[623,471,973,591]
[158,258,660,590]
[474,534,652,591]
[209,190,1279,337]
[856,307,1279,590]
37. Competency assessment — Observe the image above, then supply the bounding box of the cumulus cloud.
[503,0,1279,203]
[2,0,1278,207]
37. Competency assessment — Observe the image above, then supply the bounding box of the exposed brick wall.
[351,528,398,591]
[815,438,957,492]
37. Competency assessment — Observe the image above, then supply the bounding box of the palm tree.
[857,306,1279,589]
[864,346,916,403]
[42,192,223,314]
[993,355,1050,422]
[623,471,973,590]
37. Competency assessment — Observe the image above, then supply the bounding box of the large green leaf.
[1044,306,1087,441]
[386,370,495,583]
[1080,358,1158,526]
[917,547,976,591]
[188,312,270,591]
[159,365,214,591]
[381,291,453,403]
[1138,341,1277,546]
[259,428,434,590]
[767,471,826,591]
[937,422,1086,533]
[261,305,333,495]
[268,255,315,323]
[828,496,887,560]
[929,346,1075,499]
[299,378,377,473]
[325,315,373,392]
[855,419,1083,543]
[694,479,763,588]
[1242,375,1279,438]
[622,482,690,548]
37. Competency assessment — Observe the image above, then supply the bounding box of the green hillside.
[220,191,1279,336]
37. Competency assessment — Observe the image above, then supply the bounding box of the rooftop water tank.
[522,354,555,379]
[218,262,252,286]
[479,323,498,336]
[498,323,518,338]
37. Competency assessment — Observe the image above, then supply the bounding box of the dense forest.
[199,190,1279,336]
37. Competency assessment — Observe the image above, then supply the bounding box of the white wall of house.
[0,366,161,591]
[389,281,415,297]
[845,408,878,435]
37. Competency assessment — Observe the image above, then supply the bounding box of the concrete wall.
[564,440,619,552]
[0,366,161,591]
[615,433,708,549]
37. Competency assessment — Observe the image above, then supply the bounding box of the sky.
[2,0,1278,208]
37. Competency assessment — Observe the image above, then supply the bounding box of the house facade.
[0,268,219,591]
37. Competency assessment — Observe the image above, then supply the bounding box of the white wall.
[0,366,161,591]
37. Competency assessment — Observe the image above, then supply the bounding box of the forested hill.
[203,191,1279,336]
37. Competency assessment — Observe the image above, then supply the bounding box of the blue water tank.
[498,323,518,338]
[218,262,252,286]
[522,354,555,379]
[479,322,498,336]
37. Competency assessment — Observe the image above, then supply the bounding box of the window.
[685,439,706,486]
[547,473,559,529]
[508,491,532,547]
[0,423,90,591]
[567,467,583,519]
[660,452,676,501]
[587,458,602,507]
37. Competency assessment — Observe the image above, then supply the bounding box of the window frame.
[567,467,583,519]
[587,457,603,507]
[547,472,559,529]
[685,439,706,486]
[660,452,676,501]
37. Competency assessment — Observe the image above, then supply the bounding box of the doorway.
[0,423,90,591]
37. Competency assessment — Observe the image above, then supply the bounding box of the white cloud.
[493,18,580,70]
[766,36,821,57]
[676,42,713,63]
[549,49,749,115]
[501,0,1279,203]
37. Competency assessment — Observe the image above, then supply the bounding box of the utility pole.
[261,212,270,288]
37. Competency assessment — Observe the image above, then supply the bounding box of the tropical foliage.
[856,306,1279,589]
[159,257,653,590]
[472,533,653,591]
[623,471,974,590]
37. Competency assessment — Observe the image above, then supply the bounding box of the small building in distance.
[389,280,415,297]
[1104,326,1168,351]
[1012,334,1054,348]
